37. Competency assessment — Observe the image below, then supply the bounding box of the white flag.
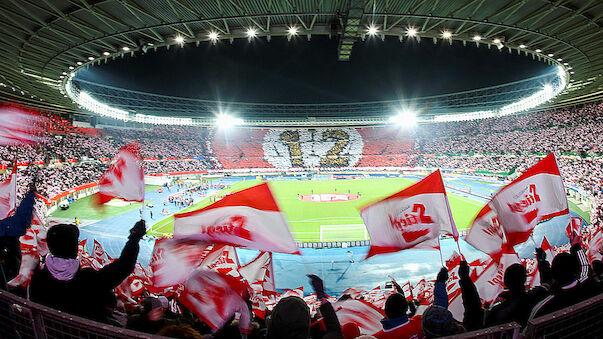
[95,142,145,205]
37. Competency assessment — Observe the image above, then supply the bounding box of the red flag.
[566,217,582,240]
[179,269,250,332]
[0,107,46,145]
[465,204,505,259]
[282,286,304,299]
[91,239,110,268]
[174,183,300,254]
[541,236,554,264]
[585,227,603,262]
[238,252,276,295]
[150,238,212,288]
[333,299,385,335]
[0,163,17,220]
[360,170,458,258]
[342,287,366,299]
[199,245,244,283]
[487,153,569,246]
[94,142,145,205]
[8,210,48,287]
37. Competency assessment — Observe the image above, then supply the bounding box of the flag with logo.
[360,170,458,258]
[179,269,251,332]
[465,204,506,259]
[238,251,276,295]
[487,153,569,246]
[334,299,385,335]
[174,183,299,254]
[94,142,145,205]
[150,238,212,288]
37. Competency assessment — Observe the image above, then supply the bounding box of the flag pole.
[438,238,445,267]
[454,237,465,261]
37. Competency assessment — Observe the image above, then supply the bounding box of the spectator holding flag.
[29,220,146,324]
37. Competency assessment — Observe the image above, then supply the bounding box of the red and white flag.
[566,217,582,240]
[282,286,304,299]
[487,153,569,246]
[585,227,603,262]
[0,107,46,145]
[200,245,244,282]
[333,299,385,335]
[342,287,366,299]
[91,239,111,268]
[465,204,505,259]
[238,252,276,295]
[179,269,250,332]
[174,183,299,254]
[541,236,554,264]
[0,163,17,220]
[8,210,48,287]
[94,142,145,205]
[360,170,458,258]
[150,238,212,288]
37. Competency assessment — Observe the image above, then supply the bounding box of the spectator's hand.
[570,230,582,246]
[308,274,326,299]
[436,267,449,283]
[129,220,146,241]
[535,247,546,261]
[459,260,470,278]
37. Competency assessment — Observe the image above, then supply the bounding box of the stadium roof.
[0,0,602,117]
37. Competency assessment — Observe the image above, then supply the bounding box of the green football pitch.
[148,178,485,242]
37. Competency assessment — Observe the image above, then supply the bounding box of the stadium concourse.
[0,101,600,337]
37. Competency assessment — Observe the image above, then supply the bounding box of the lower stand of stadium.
[0,290,601,338]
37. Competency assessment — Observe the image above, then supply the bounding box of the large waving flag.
[94,142,144,205]
[360,170,458,258]
[174,183,300,254]
[487,153,568,246]
[0,107,46,145]
[334,299,385,336]
[150,238,212,288]
[465,204,505,259]
[179,269,250,332]
[238,251,276,295]
[0,163,17,220]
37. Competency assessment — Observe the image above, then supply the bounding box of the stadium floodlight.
[77,62,83,65]
[547,53,554,57]
[68,66,74,70]
[216,114,244,128]
[563,62,569,66]
[519,44,526,48]
[246,28,257,38]
[405,27,418,37]
[557,58,562,61]
[442,31,452,39]
[287,26,299,36]
[88,56,94,61]
[492,38,501,44]
[389,111,417,127]
[472,35,481,41]
[535,49,542,53]
[62,72,67,75]
[122,46,130,51]
[175,36,184,44]
[103,51,110,56]
[208,31,219,41]
[367,25,379,36]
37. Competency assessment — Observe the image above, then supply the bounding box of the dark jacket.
[267,296,342,339]
[29,236,140,323]
[484,286,549,327]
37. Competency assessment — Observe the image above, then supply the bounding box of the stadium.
[0,0,602,338]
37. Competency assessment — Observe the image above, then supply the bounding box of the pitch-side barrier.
[1,289,601,339]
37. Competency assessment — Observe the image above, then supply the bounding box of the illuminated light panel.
[406,27,418,37]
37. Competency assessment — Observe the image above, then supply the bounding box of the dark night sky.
[76,35,553,104]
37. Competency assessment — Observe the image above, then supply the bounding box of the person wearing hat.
[29,220,146,323]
